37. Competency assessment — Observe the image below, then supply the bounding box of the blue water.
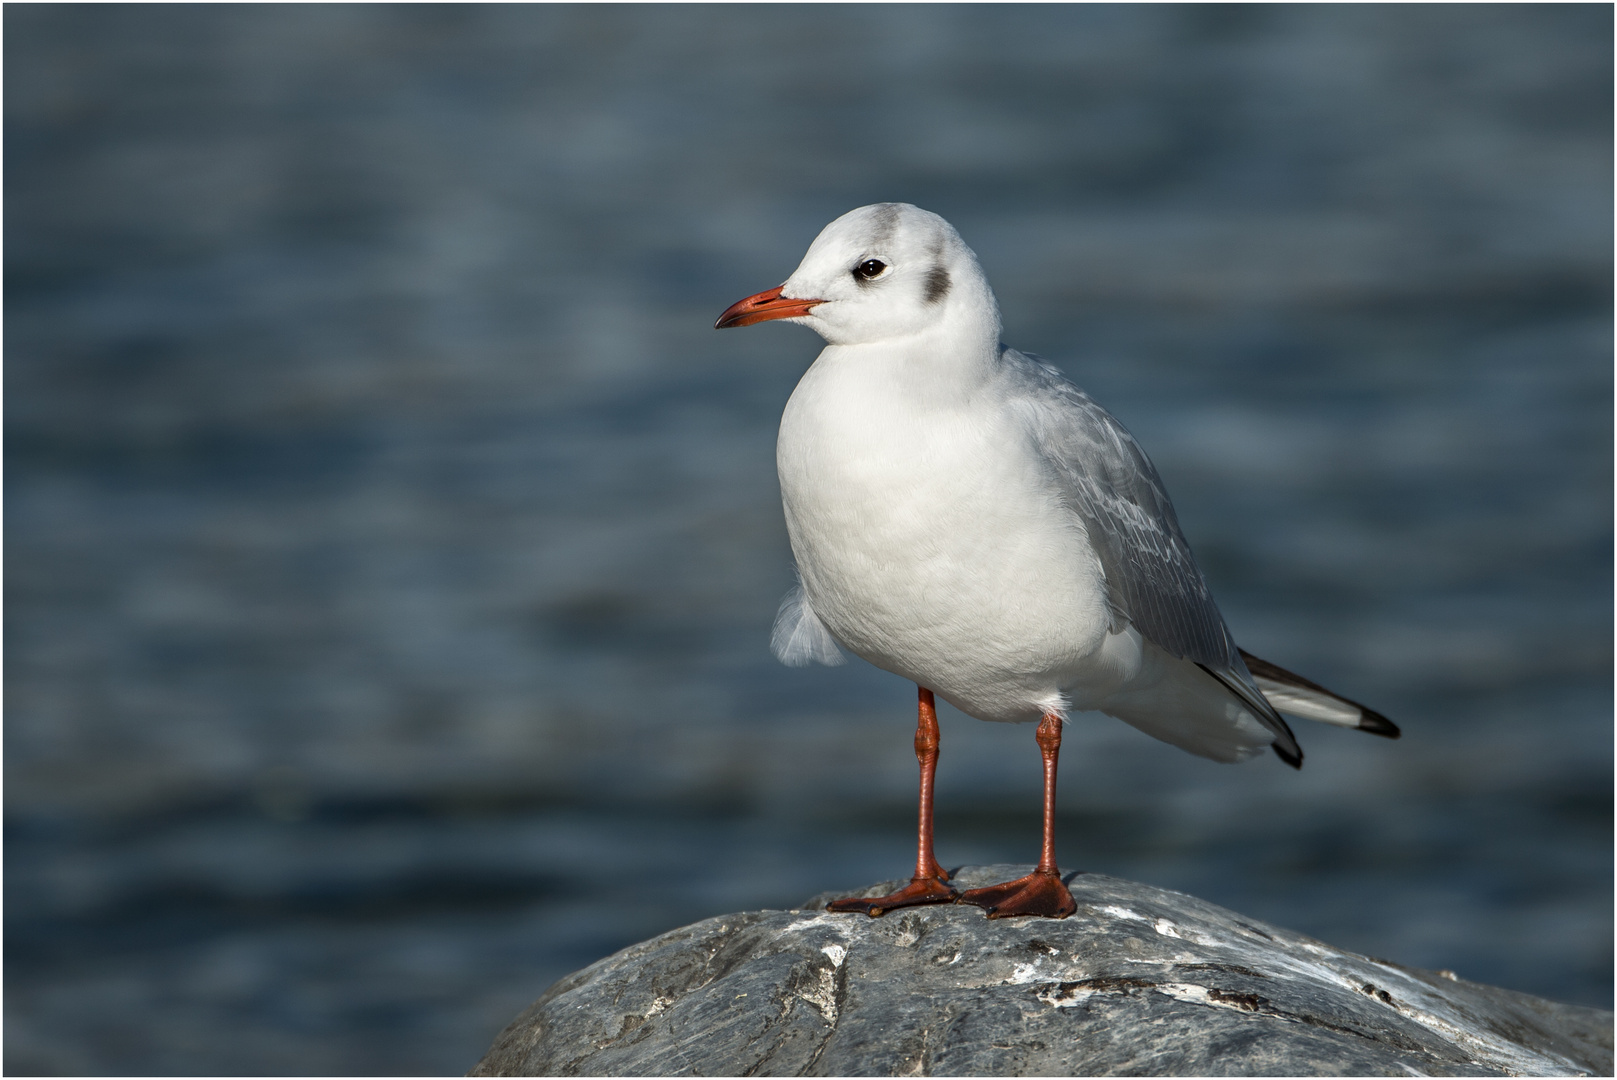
[6,6,1611,1074]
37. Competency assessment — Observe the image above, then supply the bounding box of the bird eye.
[853,259,887,281]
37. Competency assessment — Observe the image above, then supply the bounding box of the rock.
[471,865,1612,1077]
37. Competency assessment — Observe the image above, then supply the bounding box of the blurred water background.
[6,5,1611,1075]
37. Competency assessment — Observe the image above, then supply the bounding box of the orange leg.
[958,712,1077,919]
[828,687,958,916]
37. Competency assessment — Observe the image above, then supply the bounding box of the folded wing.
[1004,348,1304,767]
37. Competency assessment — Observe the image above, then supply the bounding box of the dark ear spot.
[923,266,952,304]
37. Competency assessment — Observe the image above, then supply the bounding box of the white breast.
[777,345,1118,723]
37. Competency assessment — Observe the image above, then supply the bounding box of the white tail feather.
[1250,677,1362,728]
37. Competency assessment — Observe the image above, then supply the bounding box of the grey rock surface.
[471,866,1612,1076]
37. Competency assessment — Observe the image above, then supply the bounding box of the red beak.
[714,285,824,329]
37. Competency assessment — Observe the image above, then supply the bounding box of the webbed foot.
[957,869,1075,919]
[826,874,958,917]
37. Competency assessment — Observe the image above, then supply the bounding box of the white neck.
[817,282,1003,406]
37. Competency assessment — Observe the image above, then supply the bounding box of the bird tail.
[1239,649,1400,739]
[1196,662,1304,769]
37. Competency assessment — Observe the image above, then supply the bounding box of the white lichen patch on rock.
[795,962,840,1025]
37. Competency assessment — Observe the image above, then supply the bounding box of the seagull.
[716,203,1398,919]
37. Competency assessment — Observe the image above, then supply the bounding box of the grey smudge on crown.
[866,203,901,248]
[923,266,952,304]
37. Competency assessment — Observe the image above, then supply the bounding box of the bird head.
[716,203,1000,349]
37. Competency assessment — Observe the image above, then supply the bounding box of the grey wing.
[1003,350,1301,764]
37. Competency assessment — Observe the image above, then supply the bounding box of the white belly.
[777,351,1118,723]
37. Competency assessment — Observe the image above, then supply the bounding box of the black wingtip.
[1240,648,1400,742]
[1272,741,1304,770]
[1357,708,1401,739]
